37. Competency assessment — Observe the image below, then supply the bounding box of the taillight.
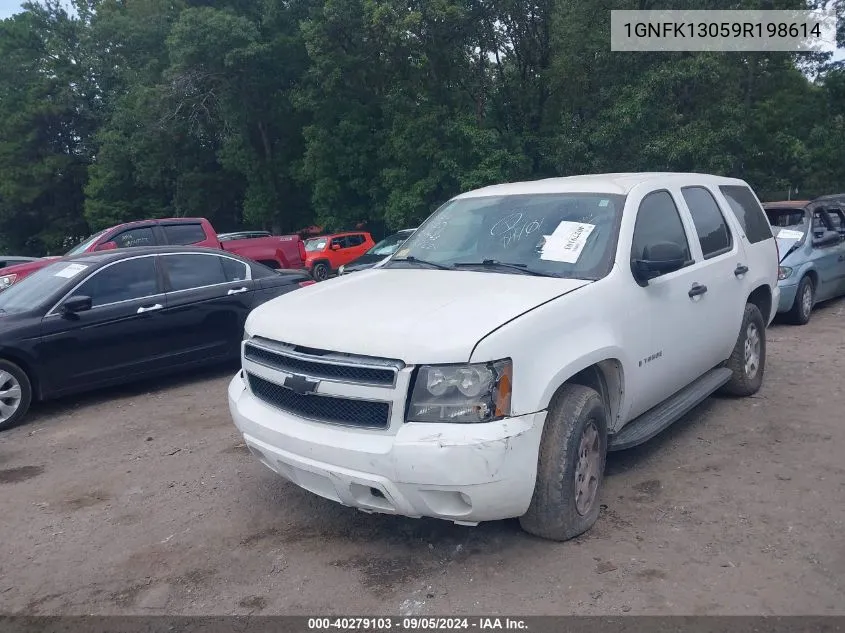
[298,240,306,265]
[298,280,316,288]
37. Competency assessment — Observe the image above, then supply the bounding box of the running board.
[608,367,733,451]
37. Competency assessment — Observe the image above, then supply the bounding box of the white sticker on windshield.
[599,199,610,207]
[54,263,89,278]
[540,221,596,263]
[778,229,804,240]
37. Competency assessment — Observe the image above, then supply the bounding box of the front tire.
[519,384,608,541]
[720,303,766,397]
[312,262,330,281]
[0,359,32,432]
[786,275,814,325]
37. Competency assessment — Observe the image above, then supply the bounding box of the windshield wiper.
[452,260,557,277]
[389,256,453,271]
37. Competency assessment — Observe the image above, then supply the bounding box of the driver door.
[39,255,170,395]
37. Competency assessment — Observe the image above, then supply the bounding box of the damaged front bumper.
[228,370,546,524]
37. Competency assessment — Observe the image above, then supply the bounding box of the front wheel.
[0,359,32,432]
[720,303,766,397]
[786,275,814,325]
[312,262,330,281]
[519,384,608,541]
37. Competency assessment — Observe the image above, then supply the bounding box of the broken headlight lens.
[407,359,512,423]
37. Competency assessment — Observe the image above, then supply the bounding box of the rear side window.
[221,256,249,282]
[682,187,732,259]
[346,234,365,247]
[719,185,773,244]
[163,254,227,291]
[631,190,692,264]
[113,227,156,248]
[163,223,206,245]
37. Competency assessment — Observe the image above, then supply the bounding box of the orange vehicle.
[303,232,375,281]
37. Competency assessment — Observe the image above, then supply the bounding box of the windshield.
[65,230,108,256]
[765,209,808,255]
[0,260,90,314]
[305,238,327,252]
[387,193,626,279]
[367,232,413,256]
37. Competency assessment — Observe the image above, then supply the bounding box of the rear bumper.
[228,371,546,524]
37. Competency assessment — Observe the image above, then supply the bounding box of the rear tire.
[786,275,814,325]
[0,359,32,432]
[720,303,765,397]
[519,384,608,541]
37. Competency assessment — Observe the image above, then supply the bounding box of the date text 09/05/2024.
[623,21,822,39]
[307,618,529,630]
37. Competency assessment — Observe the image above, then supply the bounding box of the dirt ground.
[1,300,844,617]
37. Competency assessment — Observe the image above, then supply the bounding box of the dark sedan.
[0,246,314,430]
[337,228,416,275]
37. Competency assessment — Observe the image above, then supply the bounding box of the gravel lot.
[1,300,844,616]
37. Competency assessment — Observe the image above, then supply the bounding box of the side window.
[829,210,845,235]
[112,227,156,248]
[631,191,692,268]
[163,223,206,246]
[347,234,364,247]
[331,237,347,249]
[681,187,733,259]
[718,185,773,243]
[163,254,227,291]
[812,210,829,234]
[221,256,249,282]
[76,257,159,307]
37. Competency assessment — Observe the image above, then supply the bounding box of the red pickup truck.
[0,218,306,291]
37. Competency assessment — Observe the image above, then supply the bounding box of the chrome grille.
[244,338,400,387]
[246,373,391,429]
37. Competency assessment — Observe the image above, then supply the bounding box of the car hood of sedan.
[245,268,591,364]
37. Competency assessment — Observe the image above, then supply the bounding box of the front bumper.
[228,371,546,524]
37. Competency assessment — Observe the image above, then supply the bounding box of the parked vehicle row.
[763,198,845,324]
[227,172,780,543]
[0,217,307,292]
[0,247,314,430]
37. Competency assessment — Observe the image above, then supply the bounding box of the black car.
[0,246,314,430]
[337,228,416,275]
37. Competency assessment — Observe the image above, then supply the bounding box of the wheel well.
[747,285,773,323]
[560,360,624,428]
[312,259,332,271]
[258,259,280,270]
[0,353,40,400]
[803,269,818,288]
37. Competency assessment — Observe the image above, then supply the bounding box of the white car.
[228,172,780,541]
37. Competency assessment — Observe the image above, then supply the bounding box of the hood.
[343,253,385,270]
[0,257,60,277]
[245,269,591,363]
[774,227,806,262]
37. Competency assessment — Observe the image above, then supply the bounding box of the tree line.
[0,0,843,255]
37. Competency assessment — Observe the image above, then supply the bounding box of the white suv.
[228,173,780,541]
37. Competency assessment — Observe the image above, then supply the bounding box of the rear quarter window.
[163,223,206,246]
[719,185,773,244]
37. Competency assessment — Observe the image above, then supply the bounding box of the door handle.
[137,303,163,314]
[734,263,749,276]
[227,287,249,295]
[688,283,708,298]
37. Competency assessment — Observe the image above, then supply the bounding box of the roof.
[305,231,370,240]
[454,172,750,199]
[763,201,810,210]
[63,245,246,266]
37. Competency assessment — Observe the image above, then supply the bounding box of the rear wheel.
[312,261,330,281]
[786,275,814,325]
[720,303,766,397]
[519,384,608,541]
[0,360,32,432]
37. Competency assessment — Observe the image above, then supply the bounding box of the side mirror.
[330,243,341,251]
[631,241,687,286]
[95,241,118,251]
[62,295,93,314]
[812,230,840,248]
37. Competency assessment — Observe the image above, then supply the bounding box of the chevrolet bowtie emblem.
[283,374,319,395]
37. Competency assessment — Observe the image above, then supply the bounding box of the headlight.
[0,274,17,290]
[338,265,346,275]
[407,359,512,423]
[778,266,793,281]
